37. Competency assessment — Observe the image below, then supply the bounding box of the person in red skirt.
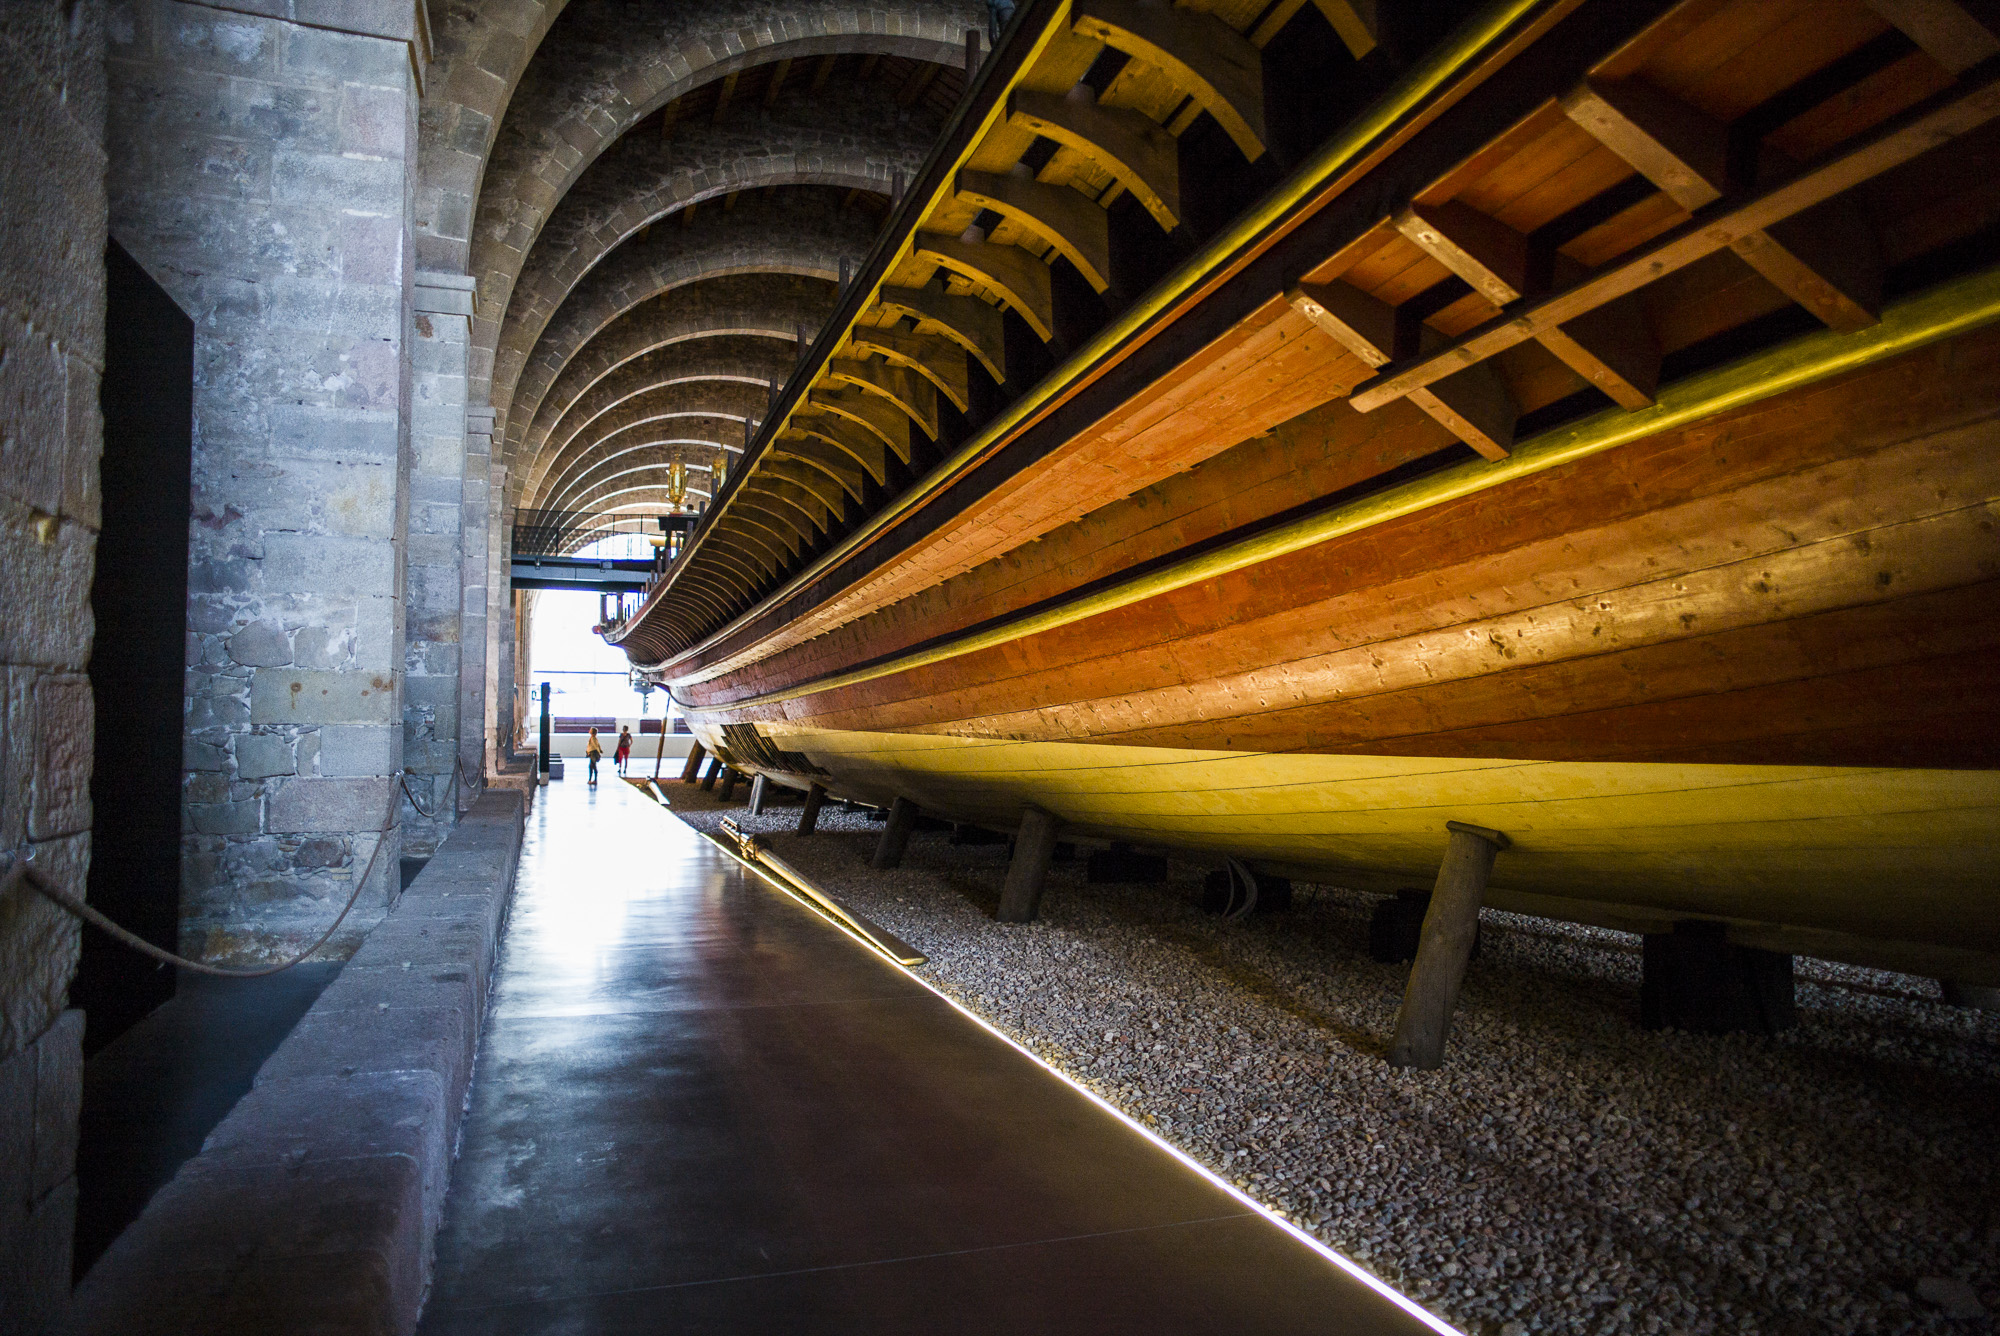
[614,725,634,776]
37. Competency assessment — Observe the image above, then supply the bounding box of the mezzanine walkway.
[418,775,1442,1335]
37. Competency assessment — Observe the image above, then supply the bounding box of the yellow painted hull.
[690,720,2000,982]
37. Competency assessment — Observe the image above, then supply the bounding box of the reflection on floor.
[419,777,1439,1334]
[73,962,343,1278]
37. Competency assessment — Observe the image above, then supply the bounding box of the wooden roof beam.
[957,169,1112,293]
[875,285,1006,382]
[1071,0,1266,161]
[1351,73,2000,414]
[1010,88,1179,231]
[847,327,971,411]
[913,233,1055,342]
[828,356,940,439]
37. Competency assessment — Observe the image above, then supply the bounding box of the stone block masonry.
[107,0,428,963]
[73,789,525,1336]
[0,1,105,1329]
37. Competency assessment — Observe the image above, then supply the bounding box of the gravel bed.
[655,779,2000,1336]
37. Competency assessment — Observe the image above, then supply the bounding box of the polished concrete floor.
[419,777,1441,1334]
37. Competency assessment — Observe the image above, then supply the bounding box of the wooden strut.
[679,740,708,782]
[1388,821,1510,1069]
[747,773,769,815]
[798,782,827,835]
[872,796,919,868]
[998,806,1062,922]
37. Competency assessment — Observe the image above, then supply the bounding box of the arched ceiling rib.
[493,81,940,419]
[465,0,983,426]
[506,273,839,507]
[504,191,883,470]
[416,0,566,273]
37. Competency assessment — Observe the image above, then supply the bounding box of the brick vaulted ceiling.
[415,0,983,525]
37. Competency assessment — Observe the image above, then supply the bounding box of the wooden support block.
[718,769,740,802]
[998,806,1062,922]
[1560,77,1728,209]
[1284,279,1408,366]
[1008,89,1180,231]
[1865,0,2000,73]
[1730,198,1883,333]
[913,233,1056,342]
[1072,0,1267,160]
[1407,360,1516,460]
[1394,201,1533,306]
[1536,290,1660,408]
[700,758,722,791]
[747,773,769,815]
[798,782,827,835]
[872,795,919,869]
[1387,821,1509,1069]
[679,741,707,783]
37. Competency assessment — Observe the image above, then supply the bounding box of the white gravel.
[659,781,2000,1336]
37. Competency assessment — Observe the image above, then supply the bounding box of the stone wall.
[0,1,106,1326]
[106,0,427,962]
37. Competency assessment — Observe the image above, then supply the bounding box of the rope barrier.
[398,754,482,820]
[2,797,394,979]
[7,755,491,978]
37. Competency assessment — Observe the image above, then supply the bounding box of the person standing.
[585,727,603,785]
[614,725,634,776]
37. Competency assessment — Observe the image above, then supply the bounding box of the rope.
[399,755,482,821]
[2,800,394,979]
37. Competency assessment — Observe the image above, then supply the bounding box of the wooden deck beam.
[1071,0,1266,161]
[1009,89,1179,231]
[1351,73,2000,414]
[847,327,971,411]
[808,385,913,463]
[913,233,1056,342]
[829,357,941,440]
[875,285,1007,383]
[957,169,1112,293]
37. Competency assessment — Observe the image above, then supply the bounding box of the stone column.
[107,0,429,963]
[0,2,105,1325]
[461,405,494,782]
[404,272,476,853]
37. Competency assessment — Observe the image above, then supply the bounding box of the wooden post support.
[718,769,742,802]
[747,773,769,815]
[680,741,707,783]
[1387,821,1510,1069]
[798,782,827,836]
[699,758,722,791]
[872,796,919,869]
[997,806,1061,923]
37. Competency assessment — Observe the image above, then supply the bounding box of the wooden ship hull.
[602,0,2000,984]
